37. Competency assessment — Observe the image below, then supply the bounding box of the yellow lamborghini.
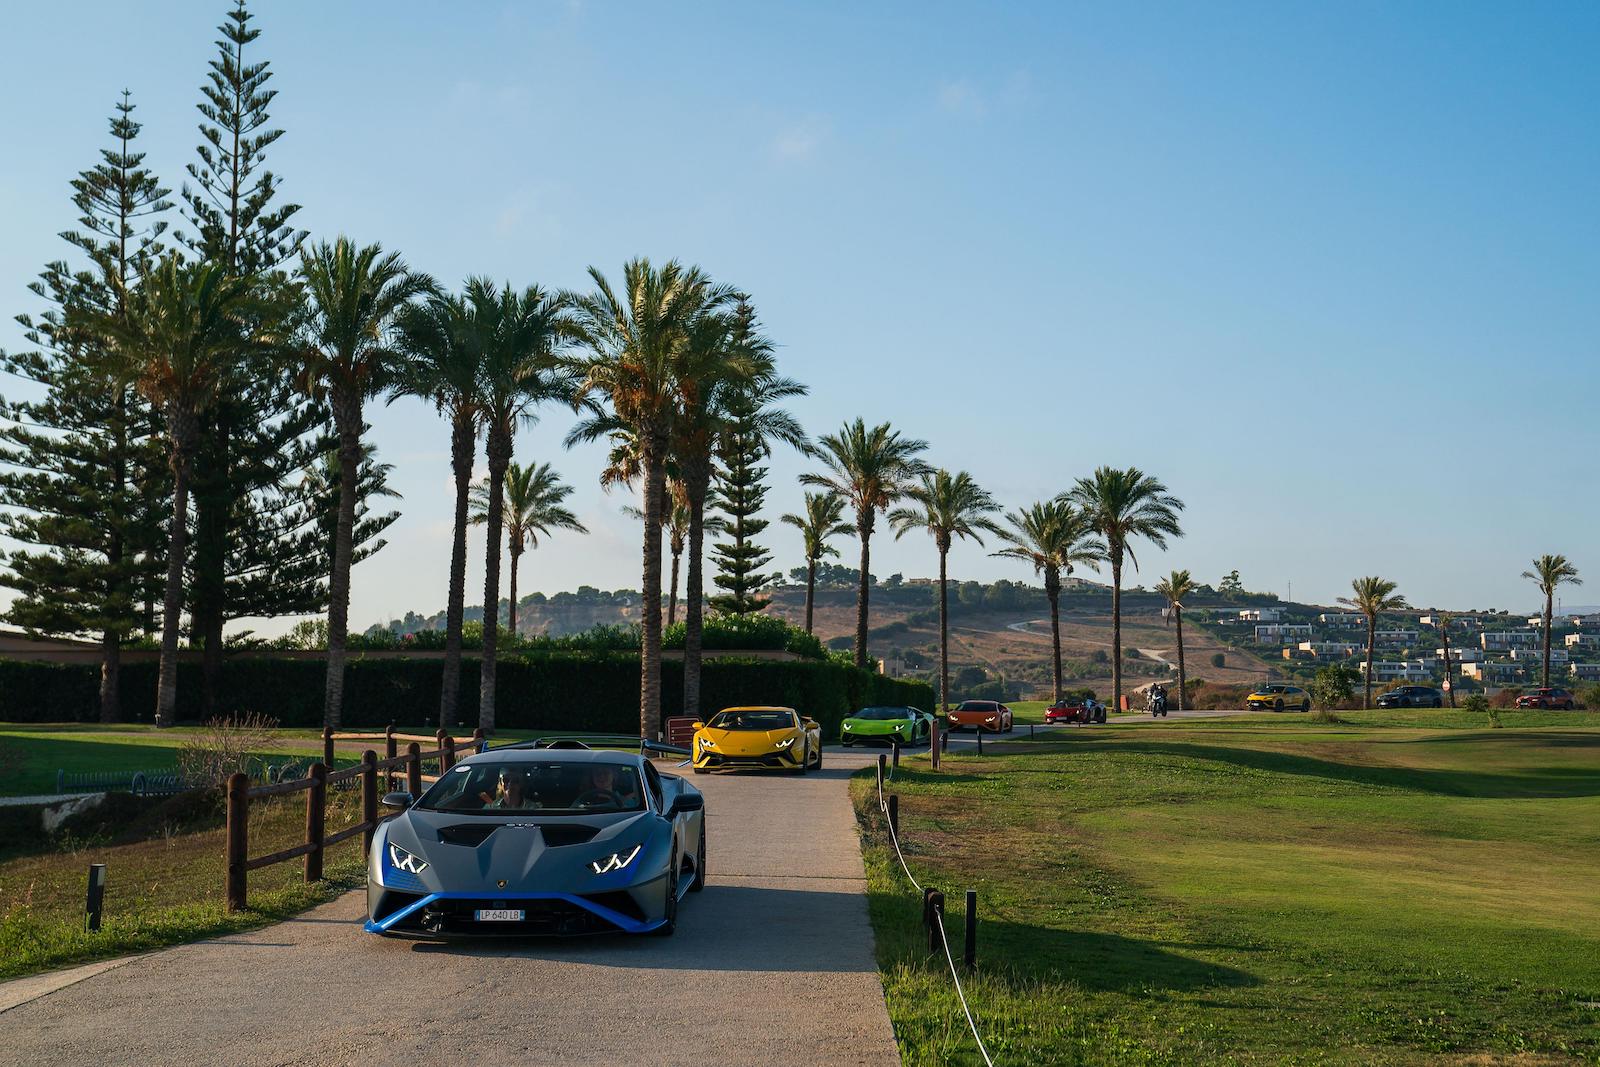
[691,706,823,774]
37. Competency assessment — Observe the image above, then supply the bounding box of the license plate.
[474,909,524,922]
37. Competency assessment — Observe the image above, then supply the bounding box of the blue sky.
[2,1,1597,632]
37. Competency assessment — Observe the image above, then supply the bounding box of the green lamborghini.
[840,705,933,747]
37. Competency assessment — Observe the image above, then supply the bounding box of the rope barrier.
[875,756,992,1065]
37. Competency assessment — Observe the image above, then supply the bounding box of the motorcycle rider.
[1149,683,1167,714]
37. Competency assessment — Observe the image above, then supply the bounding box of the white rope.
[876,763,992,1063]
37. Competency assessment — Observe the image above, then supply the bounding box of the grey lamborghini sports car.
[365,747,705,937]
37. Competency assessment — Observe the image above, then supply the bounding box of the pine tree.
[180,0,327,712]
[708,388,776,615]
[0,91,172,722]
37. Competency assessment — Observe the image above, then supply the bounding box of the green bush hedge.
[0,655,932,738]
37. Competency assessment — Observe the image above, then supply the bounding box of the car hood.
[381,807,662,894]
[698,727,799,755]
[844,718,910,731]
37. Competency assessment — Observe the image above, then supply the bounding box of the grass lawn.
[0,788,369,980]
[854,710,1600,1065]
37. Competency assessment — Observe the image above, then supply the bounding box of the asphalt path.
[0,749,899,1067]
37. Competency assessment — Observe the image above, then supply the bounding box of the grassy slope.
[854,712,1600,1065]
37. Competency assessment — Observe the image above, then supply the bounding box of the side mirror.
[381,791,413,812]
[667,793,704,816]
[802,718,818,727]
[691,721,705,731]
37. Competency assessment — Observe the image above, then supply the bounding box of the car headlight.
[387,843,428,875]
[773,736,794,749]
[590,844,643,875]
[699,737,716,749]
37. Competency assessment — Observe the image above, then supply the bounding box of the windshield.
[707,710,795,731]
[415,760,646,815]
[956,701,997,711]
[853,707,911,721]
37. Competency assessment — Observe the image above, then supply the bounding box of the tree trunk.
[1442,627,1455,708]
[1543,593,1553,688]
[156,410,196,728]
[508,543,521,638]
[639,442,666,741]
[194,414,229,720]
[1110,550,1124,714]
[322,388,361,730]
[1045,564,1062,703]
[804,556,816,634]
[1364,616,1376,709]
[854,513,872,669]
[938,539,949,714]
[479,423,511,735]
[440,411,474,728]
[683,484,707,721]
[668,548,680,627]
[1174,608,1187,712]
[99,632,121,725]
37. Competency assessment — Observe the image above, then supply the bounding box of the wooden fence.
[223,727,481,912]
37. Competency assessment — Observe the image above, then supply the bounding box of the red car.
[1514,687,1576,710]
[1045,698,1106,724]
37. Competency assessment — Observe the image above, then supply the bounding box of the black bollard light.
[964,888,978,971]
[85,863,107,932]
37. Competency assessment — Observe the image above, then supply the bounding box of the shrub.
[1210,652,1226,669]
[1461,693,1490,715]
[176,713,280,790]
[1581,684,1600,711]
[1312,664,1359,710]
[1092,650,1109,665]
[1490,688,1521,709]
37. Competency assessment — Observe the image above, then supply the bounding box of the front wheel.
[689,828,707,892]
[1274,699,1285,712]
[797,746,810,774]
[653,857,679,936]
[812,745,823,770]
[1300,702,1311,713]
[1433,698,1443,708]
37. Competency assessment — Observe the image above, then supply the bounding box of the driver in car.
[479,769,529,809]
[579,763,640,808]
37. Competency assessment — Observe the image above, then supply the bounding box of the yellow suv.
[1246,684,1312,712]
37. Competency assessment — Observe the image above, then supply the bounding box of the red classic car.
[1044,697,1106,724]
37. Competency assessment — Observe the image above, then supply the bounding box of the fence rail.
[223,728,480,912]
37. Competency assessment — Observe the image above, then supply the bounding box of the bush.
[0,661,99,722]
[1490,688,1522,709]
[1312,664,1359,710]
[176,713,280,790]
[1210,652,1226,669]
[1462,693,1490,715]
[1581,684,1600,711]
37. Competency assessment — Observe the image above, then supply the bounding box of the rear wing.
[484,733,691,758]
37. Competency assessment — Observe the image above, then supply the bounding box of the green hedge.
[0,655,933,738]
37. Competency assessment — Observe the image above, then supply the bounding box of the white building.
[1255,624,1313,644]
[1482,631,1540,651]
[1564,633,1600,651]
[1435,646,1483,663]
[1374,629,1419,646]
[1511,647,1568,664]
[1571,663,1600,682]
[1239,608,1283,623]
[1462,661,1524,683]
[1373,660,1433,682]
[1317,613,1365,627]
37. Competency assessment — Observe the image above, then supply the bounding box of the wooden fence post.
[892,744,901,770]
[876,753,885,793]
[322,725,334,770]
[434,728,447,769]
[928,890,945,954]
[443,735,457,772]
[361,749,379,854]
[964,888,978,971]
[406,742,422,796]
[384,725,397,790]
[931,719,941,770]
[225,772,249,912]
[304,762,327,883]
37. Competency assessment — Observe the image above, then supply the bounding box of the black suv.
[1376,685,1444,708]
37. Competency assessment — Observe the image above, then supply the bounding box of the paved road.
[0,749,899,1067]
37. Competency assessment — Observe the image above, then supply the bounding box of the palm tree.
[1522,555,1582,687]
[83,255,274,726]
[889,470,1001,714]
[393,290,482,727]
[782,492,852,634]
[470,461,587,637]
[1339,576,1409,709]
[991,500,1104,702]
[802,420,929,669]
[293,238,431,728]
[1067,467,1185,716]
[1435,611,1457,708]
[1154,570,1198,711]
[566,259,735,741]
[470,279,571,735]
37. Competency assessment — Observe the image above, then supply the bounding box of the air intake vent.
[438,824,498,847]
[538,824,600,847]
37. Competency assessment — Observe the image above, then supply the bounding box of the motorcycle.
[1147,690,1169,717]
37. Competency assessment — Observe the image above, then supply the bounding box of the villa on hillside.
[1372,661,1432,682]
[1511,647,1569,664]
[1239,608,1283,623]
[1564,632,1600,650]
[1255,624,1313,643]
[1462,661,1525,684]
[1482,631,1541,651]
[1571,663,1600,682]
[1436,646,1484,663]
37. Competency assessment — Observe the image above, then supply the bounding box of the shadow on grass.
[1065,739,1600,799]
[871,890,1259,993]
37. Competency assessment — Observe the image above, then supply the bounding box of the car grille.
[700,753,788,768]
[390,896,628,936]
